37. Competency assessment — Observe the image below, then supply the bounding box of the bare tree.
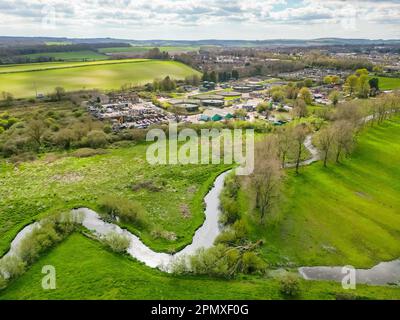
[26,119,46,147]
[276,126,294,168]
[335,101,363,126]
[293,98,307,118]
[316,126,335,167]
[332,120,355,163]
[54,87,66,101]
[250,137,283,223]
[293,124,308,174]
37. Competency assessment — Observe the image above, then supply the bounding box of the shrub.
[0,256,26,279]
[188,244,233,278]
[17,222,62,264]
[9,152,37,164]
[99,196,146,228]
[132,180,162,192]
[103,124,112,134]
[219,196,240,225]
[151,227,177,241]
[335,292,369,300]
[70,148,107,158]
[279,274,301,297]
[0,274,7,289]
[219,175,241,225]
[241,251,266,274]
[216,220,248,245]
[52,128,76,149]
[86,130,109,148]
[102,232,131,253]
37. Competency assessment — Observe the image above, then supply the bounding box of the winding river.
[2,133,400,285]
[2,170,231,273]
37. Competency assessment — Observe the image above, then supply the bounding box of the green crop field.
[98,46,201,54]
[0,59,201,98]
[0,59,148,73]
[20,50,108,61]
[375,76,400,91]
[45,41,73,46]
[235,117,400,269]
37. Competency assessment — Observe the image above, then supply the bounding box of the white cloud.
[0,0,399,39]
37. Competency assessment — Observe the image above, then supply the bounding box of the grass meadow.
[0,59,201,98]
[1,233,400,300]
[236,117,400,268]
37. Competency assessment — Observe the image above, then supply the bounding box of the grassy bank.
[1,233,400,300]
[239,117,400,268]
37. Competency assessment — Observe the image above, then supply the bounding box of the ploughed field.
[0,59,201,98]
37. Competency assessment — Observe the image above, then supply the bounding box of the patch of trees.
[146,48,170,60]
[344,68,376,98]
[184,74,201,86]
[151,76,177,92]
[369,92,400,125]
[313,99,389,167]
[1,92,14,107]
[0,43,128,64]
[174,53,196,68]
[248,137,283,222]
[315,120,356,167]
[302,53,374,71]
[201,69,239,82]
[243,60,305,78]
[0,97,114,160]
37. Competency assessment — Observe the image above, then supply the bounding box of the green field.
[1,233,400,300]
[20,50,108,61]
[0,143,227,257]
[0,117,400,299]
[0,59,201,98]
[98,46,200,54]
[375,76,400,91]
[45,42,73,46]
[237,117,400,268]
[0,59,148,73]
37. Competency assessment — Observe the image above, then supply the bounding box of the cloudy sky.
[0,0,399,40]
